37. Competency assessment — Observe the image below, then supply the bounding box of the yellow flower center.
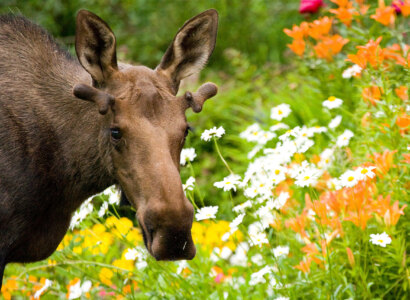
[328,96,336,102]
[347,176,354,182]
[253,131,258,135]
[304,176,310,181]
[378,239,383,243]
[361,169,368,174]
[275,170,280,175]
[278,110,283,115]
[259,184,264,187]
[225,181,231,185]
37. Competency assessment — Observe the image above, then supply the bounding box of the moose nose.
[151,227,196,261]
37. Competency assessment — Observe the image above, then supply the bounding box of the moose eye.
[110,127,122,140]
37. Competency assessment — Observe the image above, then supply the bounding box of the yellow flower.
[73,246,83,254]
[114,217,133,236]
[99,268,114,286]
[125,228,143,244]
[112,258,134,272]
[92,223,106,234]
[106,216,119,228]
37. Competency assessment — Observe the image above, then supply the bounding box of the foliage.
[2,0,410,299]
[0,0,302,68]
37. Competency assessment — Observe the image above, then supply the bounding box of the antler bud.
[184,82,218,113]
[73,84,115,115]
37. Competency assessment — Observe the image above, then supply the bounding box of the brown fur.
[0,9,218,287]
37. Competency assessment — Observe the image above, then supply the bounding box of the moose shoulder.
[0,9,218,287]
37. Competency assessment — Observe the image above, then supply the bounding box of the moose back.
[0,9,218,286]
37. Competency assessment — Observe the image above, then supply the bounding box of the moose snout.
[151,227,196,261]
[139,200,196,261]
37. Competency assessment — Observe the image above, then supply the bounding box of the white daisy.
[233,200,253,213]
[195,206,218,221]
[327,178,342,190]
[323,96,343,109]
[229,242,249,267]
[269,123,289,132]
[336,130,354,147]
[318,148,334,169]
[273,245,289,258]
[256,206,275,229]
[214,174,241,192]
[356,166,376,180]
[294,169,320,188]
[240,123,262,142]
[182,176,195,192]
[339,170,359,188]
[370,232,392,247]
[249,266,272,285]
[33,279,52,299]
[201,126,225,141]
[67,280,92,300]
[230,213,245,229]
[342,64,362,78]
[180,148,197,165]
[249,231,269,247]
[274,192,290,210]
[271,103,291,121]
[124,248,139,260]
[328,115,342,129]
[210,246,232,262]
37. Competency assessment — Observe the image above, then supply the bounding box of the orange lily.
[347,37,385,69]
[283,22,309,40]
[294,257,312,273]
[346,247,355,267]
[314,35,349,61]
[401,153,410,164]
[285,212,309,239]
[370,149,397,176]
[288,39,306,56]
[393,0,410,16]
[344,208,373,229]
[308,17,333,40]
[330,1,359,26]
[384,44,408,66]
[362,86,383,105]
[330,0,353,8]
[396,113,410,128]
[395,86,408,100]
[371,0,396,26]
[384,201,407,226]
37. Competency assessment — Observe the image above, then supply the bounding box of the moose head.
[73,9,218,260]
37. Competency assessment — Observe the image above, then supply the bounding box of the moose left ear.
[75,10,118,87]
[156,9,218,93]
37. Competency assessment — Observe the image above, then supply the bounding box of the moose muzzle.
[150,226,196,261]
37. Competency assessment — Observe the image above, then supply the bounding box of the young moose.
[0,9,218,286]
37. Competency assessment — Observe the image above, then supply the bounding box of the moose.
[0,9,218,287]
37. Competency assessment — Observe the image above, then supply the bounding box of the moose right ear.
[73,84,114,115]
[75,10,118,87]
[156,9,218,93]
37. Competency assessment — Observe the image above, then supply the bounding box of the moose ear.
[75,10,118,87]
[156,9,218,91]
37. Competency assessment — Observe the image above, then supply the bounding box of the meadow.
[1,0,409,299]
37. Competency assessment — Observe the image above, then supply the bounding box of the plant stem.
[213,137,233,174]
